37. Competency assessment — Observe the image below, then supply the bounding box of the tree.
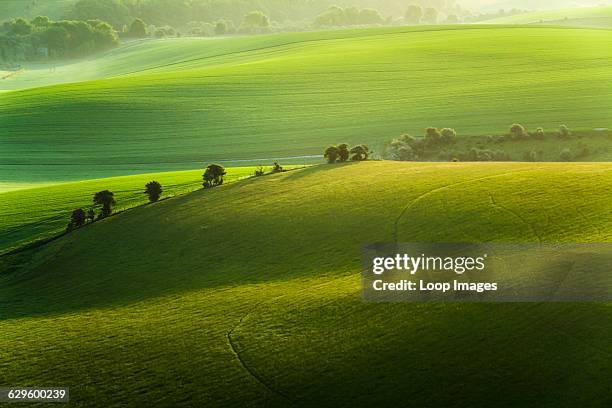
[559,148,573,162]
[423,8,439,24]
[11,18,33,36]
[405,5,423,24]
[350,145,369,161]
[240,11,270,33]
[314,6,346,26]
[128,18,147,38]
[68,208,87,231]
[559,124,571,139]
[510,123,526,139]
[145,181,162,202]
[93,190,116,218]
[203,164,226,188]
[338,143,350,162]
[441,128,457,143]
[87,208,95,223]
[324,146,340,163]
[215,21,227,35]
[425,127,442,144]
[534,127,545,139]
[32,16,50,27]
[357,9,383,25]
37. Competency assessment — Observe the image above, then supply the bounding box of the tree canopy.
[203,164,226,188]
[0,17,118,62]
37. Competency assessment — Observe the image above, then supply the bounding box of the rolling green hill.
[1,161,612,406]
[0,165,300,254]
[483,6,612,27]
[2,26,612,183]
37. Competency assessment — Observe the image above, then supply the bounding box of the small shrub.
[577,144,590,158]
[324,146,340,163]
[254,166,265,176]
[350,145,369,161]
[397,145,416,161]
[534,127,545,139]
[510,123,527,139]
[425,127,442,145]
[67,208,87,231]
[386,136,417,161]
[337,144,350,162]
[466,148,510,162]
[559,125,572,139]
[272,162,284,173]
[440,128,457,143]
[559,148,573,162]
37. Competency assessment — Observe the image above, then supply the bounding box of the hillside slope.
[0,166,278,254]
[1,161,612,406]
[2,26,612,183]
[483,6,612,27]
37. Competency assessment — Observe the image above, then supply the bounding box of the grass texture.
[0,166,282,253]
[1,161,612,407]
[3,26,612,182]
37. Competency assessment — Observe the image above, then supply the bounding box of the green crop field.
[483,6,612,27]
[2,161,612,406]
[0,166,297,254]
[3,25,612,183]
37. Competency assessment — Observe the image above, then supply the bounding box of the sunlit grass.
[3,26,612,182]
[1,162,612,406]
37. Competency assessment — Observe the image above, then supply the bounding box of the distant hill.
[2,26,612,183]
[0,0,76,21]
[463,0,612,12]
[481,5,612,27]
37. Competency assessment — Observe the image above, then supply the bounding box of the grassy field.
[0,166,286,254]
[2,25,612,183]
[1,161,612,406]
[483,6,612,27]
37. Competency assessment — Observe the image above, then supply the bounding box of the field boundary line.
[487,191,543,243]
[393,168,536,242]
[226,301,297,406]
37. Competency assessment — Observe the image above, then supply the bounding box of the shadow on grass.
[0,169,356,321]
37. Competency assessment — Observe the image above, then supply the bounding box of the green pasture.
[1,161,612,406]
[0,166,285,253]
[3,26,612,182]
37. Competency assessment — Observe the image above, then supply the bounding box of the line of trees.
[324,143,370,163]
[314,6,384,27]
[384,123,588,163]
[63,0,465,30]
[66,180,163,232]
[64,161,282,234]
[0,16,118,62]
